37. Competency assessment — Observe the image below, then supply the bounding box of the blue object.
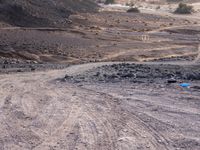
[180,83,191,88]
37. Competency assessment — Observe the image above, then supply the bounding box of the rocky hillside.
[0,0,98,27]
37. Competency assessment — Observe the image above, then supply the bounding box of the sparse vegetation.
[126,0,134,7]
[156,6,161,10]
[104,0,115,5]
[174,3,194,14]
[127,7,140,13]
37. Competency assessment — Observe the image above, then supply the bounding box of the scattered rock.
[167,78,177,84]
[64,63,200,83]
[191,86,200,90]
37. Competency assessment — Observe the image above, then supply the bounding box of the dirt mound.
[65,63,200,83]
[0,0,98,27]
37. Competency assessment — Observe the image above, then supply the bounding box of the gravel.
[65,63,200,83]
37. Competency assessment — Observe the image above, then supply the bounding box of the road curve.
[0,62,199,149]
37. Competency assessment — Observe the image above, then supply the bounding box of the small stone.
[167,78,177,83]
[123,129,128,132]
[146,145,150,148]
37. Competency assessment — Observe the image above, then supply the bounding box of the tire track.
[76,85,170,150]
[0,61,199,149]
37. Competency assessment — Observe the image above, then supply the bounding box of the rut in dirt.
[194,44,200,62]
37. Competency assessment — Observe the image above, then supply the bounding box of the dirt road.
[0,62,200,150]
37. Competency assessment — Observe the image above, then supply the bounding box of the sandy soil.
[0,62,200,150]
[0,2,200,150]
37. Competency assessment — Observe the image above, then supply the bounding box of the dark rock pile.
[65,63,200,83]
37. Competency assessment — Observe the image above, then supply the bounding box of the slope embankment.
[0,0,98,27]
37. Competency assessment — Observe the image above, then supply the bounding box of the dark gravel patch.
[165,29,200,35]
[0,62,69,74]
[65,63,200,83]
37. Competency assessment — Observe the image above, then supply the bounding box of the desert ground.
[0,1,200,150]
